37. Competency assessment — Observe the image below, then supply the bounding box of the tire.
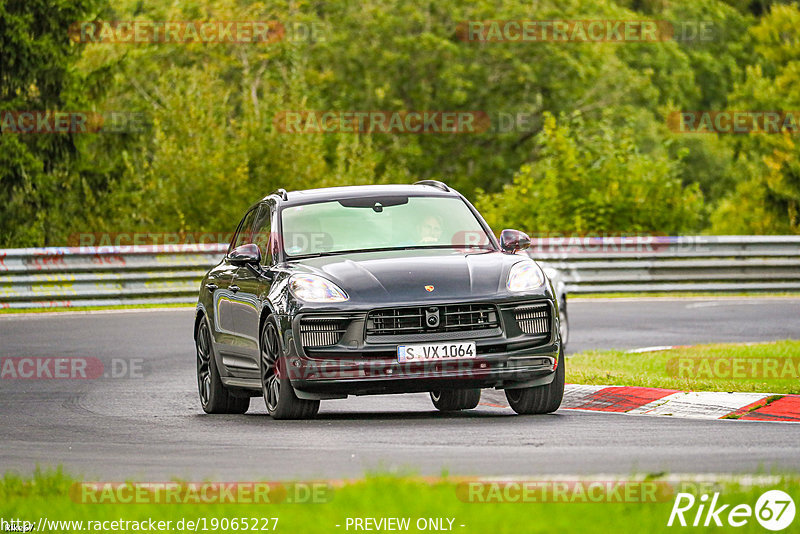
[430,389,481,411]
[504,351,565,415]
[558,298,569,351]
[260,318,320,420]
[196,317,250,414]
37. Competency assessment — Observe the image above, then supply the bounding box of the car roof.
[264,183,459,206]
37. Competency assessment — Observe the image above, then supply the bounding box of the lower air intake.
[514,304,550,336]
[299,319,348,347]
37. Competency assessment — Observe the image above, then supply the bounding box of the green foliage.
[4,470,800,534]
[0,0,107,246]
[476,112,703,235]
[568,340,800,394]
[1,0,799,245]
[309,0,674,196]
[73,0,391,235]
[710,3,800,234]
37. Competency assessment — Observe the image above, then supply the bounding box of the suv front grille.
[366,303,499,338]
[514,303,550,336]
[443,304,500,330]
[299,318,349,347]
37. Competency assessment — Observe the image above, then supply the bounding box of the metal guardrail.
[531,235,800,294]
[0,244,227,309]
[0,236,798,309]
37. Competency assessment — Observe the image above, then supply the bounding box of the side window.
[252,203,273,266]
[229,208,258,253]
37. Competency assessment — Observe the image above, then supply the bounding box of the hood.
[290,248,534,305]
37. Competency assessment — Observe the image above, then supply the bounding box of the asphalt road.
[1,297,799,480]
[566,297,800,353]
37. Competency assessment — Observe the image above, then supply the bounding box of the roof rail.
[270,188,289,201]
[413,180,450,192]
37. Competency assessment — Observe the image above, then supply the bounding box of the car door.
[230,202,275,371]
[211,207,258,361]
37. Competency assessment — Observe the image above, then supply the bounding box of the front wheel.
[430,389,481,411]
[504,351,565,415]
[195,317,250,414]
[260,318,319,420]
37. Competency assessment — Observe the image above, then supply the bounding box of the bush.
[476,112,703,235]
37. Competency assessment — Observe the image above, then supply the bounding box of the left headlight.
[289,274,349,302]
[507,261,546,292]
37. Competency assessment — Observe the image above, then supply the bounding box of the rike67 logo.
[668,490,795,531]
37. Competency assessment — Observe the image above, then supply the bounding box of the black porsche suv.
[194,181,565,419]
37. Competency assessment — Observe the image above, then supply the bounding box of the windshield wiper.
[287,244,494,260]
[396,245,494,252]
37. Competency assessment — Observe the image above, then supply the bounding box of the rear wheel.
[260,318,319,420]
[430,389,481,411]
[195,317,250,414]
[504,351,565,415]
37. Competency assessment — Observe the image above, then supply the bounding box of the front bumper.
[280,298,561,398]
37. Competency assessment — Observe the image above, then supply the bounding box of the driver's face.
[419,217,442,241]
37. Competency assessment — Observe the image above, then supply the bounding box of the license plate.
[397,342,477,363]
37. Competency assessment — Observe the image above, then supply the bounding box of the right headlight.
[506,261,546,292]
[289,274,349,303]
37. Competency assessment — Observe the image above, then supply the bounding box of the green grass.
[567,340,800,394]
[2,470,799,533]
[573,291,800,299]
[0,303,194,314]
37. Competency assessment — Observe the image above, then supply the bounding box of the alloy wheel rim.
[261,324,280,412]
[196,322,212,406]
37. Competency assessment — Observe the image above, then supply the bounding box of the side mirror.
[500,229,531,254]
[229,243,262,266]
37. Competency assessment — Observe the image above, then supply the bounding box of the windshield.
[280,195,493,257]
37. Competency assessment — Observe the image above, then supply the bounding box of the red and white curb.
[560,385,800,422]
[483,385,800,422]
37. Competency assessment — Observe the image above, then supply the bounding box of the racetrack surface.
[1,298,799,480]
[566,297,800,353]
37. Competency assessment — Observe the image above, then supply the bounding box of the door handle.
[206,283,218,292]
[229,285,240,293]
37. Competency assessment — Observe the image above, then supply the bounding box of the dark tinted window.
[229,208,258,253]
[280,196,491,257]
[252,203,273,265]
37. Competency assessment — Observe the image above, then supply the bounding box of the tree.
[476,112,703,235]
[710,3,800,234]
[0,0,109,246]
